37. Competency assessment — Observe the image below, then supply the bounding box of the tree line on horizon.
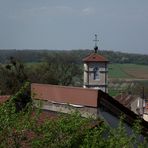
[0,49,148,65]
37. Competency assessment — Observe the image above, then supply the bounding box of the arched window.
[93,66,99,80]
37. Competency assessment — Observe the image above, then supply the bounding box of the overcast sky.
[0,0,148,54]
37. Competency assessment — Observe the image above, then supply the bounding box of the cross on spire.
[93,34,99,53]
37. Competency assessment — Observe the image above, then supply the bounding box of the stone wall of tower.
[83,63,88,86]
[83,62,108,92]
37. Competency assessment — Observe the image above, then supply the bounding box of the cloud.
[81,7,95,16]
[8,5,77,21]
[19,5,76,18]
[8,5,96,21]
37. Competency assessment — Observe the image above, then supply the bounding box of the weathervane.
[93,34,99,53]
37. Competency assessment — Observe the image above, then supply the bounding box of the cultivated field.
[108,64,148,96]
[109,64,148,79]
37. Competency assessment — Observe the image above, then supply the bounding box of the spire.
[93,34,99,53]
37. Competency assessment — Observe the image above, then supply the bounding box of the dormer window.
[93,66,99,80]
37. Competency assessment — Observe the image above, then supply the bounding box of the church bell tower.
[83,34,109,93]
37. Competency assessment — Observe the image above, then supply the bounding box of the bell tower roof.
[83,53,109,63]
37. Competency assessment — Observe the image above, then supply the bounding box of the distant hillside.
[0,49,148,65]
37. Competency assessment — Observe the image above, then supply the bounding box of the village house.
[115,92,148,121]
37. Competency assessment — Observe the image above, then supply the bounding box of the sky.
[0,0,148,54]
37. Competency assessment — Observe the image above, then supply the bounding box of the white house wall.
[33,99,98,119]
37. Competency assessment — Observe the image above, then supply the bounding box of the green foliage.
[106,116,133,148]
[0,83,33,147]
[0,55,82,94]
[31,112,90,148]
[0,49,148,65]
[0,57,28,94]
[26,51,83,86]
[26,61,82,86]
[108,89,120,97]
[45,53,83,86]
[0,87,147,148]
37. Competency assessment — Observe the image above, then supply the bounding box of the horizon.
[0,48,148,56]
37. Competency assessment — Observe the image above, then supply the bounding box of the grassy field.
[108,64,148,96]
[109,64,148,79]
[109,64,130,79]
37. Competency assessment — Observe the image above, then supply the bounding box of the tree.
[26,54,83,86]
[45,53,83,86]
[0,84,147,147]
[0,57,28,95]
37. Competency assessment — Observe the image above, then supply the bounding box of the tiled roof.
[83,53,109,62]
[31,83,98,107]
[114,94,136,109]
[0,95,10,104]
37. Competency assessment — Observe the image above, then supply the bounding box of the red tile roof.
[115,94,135,109]
[31,83,98,107]
[83,53,109,62]
[0,95,10,104]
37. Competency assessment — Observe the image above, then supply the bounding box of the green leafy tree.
[0,57,28,94]
[0,84,147,148]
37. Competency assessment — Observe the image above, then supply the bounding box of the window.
[93,66,99,80]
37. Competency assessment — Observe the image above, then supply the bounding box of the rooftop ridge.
[32,83,98,92]
[83,53,109,62]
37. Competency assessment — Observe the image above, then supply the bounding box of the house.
[115,94,143,114]
[31,83,148,135]
[115,93,148,122]
[32,83,98,118]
